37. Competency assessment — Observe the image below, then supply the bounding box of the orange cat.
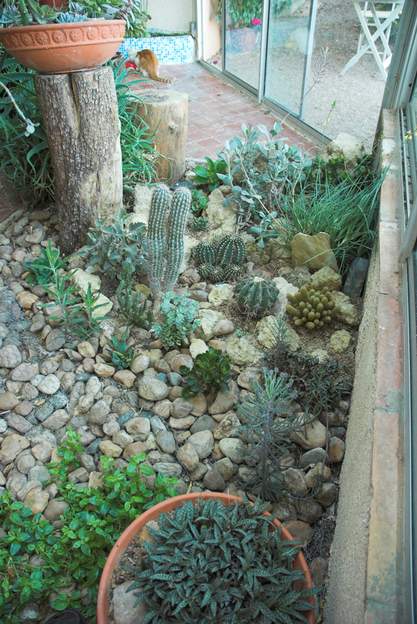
[135,49,172,83]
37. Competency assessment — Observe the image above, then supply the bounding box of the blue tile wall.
[119,35,195,64]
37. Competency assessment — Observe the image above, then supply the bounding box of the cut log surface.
[134,90,188,183]
[35,66,123,254]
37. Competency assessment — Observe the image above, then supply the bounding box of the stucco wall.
[148,0,195,32]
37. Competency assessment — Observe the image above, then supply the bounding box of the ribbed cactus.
[147,185,191,296]
[235,276,279,318]
[192,234,246,283]
[192,240,216,266]
[164,187,192,291]
[217,235,246,267]
[147,185,171,292]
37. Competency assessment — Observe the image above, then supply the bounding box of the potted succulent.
[97,492,316,624]
[0,0,149,73]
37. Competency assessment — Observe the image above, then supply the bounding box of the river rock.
[99,440,122,458]
[176,442,200,471]
[24,487,49,514]
[0,433,30,463]
[203,467,226,491]
[125,417,151,439]
[328,436,345,463]
[331,291,359,326]
[0,344,22,368]
[45,329,66,352]
[114,370,136,388]
[219,438,245,463]
[209,389,236,415]
[43,409,70,431]
[156,431,176,454]
[189,338,208,359]
[130,354,150,374]
[10,362,39,382]
[225,334,262,366]
[138,378,169,401]
[199,309,225,340]
[290,419,327,449]
[0,391,19,410]
[37,374,60,395]
[214,457,237,481]
[187,430,214,459]
[112,580,146,624]
[213,412,240,439]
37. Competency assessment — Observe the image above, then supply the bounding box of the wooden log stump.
[134,90,188,183]
[35,66,123,254]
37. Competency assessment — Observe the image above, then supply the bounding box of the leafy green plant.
[81,211,146,282]
[283,171,386,272]
[248,211,281,249]
[0,53,53,204]
[0,430,177,623]
[117,277,153,329]
[108,330,135,369]
[24,241,65,286]
[0,0,57,26]
[128,498,314,623]
[192,156,227,191]
[152,291,200,349]
[266,341,353,417]
[238,369,309,501]
[191,188,208,215]
[219,122,310,224]
[181,347,231,399]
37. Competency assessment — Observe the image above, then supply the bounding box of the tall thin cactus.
[147,185,191,308]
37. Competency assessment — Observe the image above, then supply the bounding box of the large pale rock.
[273,276,298,310]
[206,188,236,235]
[176,442,199,471]
[256,316,300,352]
[0,391,19,410]
[189,338,208,359]
[187,430,214,459]
[291,232,337,271]
[219,438,245,463]
[72,268,100,293]
[0,344,22,368]
[291,419,327,449]
[92,293,113,319]
[199,309,224,340]
[331,132,364,160]
[24,488,49,514]
[208,284,234,307]
[225,335,262,366]
[331,291,359,326]
[310,266,342,291]
[0,433,30,463]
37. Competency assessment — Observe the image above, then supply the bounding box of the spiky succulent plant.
[192,234,246,283]
[235,276,279,318]
[128,498,314,623]
[287,284,335,330]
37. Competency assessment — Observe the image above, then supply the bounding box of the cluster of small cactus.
[287,284,335,330]
[234,276,279,318]
[147,185,191,294]
[192,235,246,283]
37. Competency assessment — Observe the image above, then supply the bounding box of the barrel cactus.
[287,284,335,330]
[235,276,279,318]
[147,185,191,295]
[192,234,246,283]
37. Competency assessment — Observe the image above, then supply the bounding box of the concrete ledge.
[324,109,404,623]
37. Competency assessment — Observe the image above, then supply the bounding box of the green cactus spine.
[164,187,192,291]
[222,264,243,282]
[147,185,171,293]
[217,235,246,266]
[192,240,216,266]
[198,264,225,283]
[235,277,279,318]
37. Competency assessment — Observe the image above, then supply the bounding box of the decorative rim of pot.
[96,491,316,624]
[0,19,125,51]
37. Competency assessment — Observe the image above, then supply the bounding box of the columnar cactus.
[147,185,191,295]
[164,187,192,291]
[147,185,170,293]
[235,276,279,318]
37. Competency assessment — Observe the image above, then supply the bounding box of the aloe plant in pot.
[0,0,150,73]
[97,492,316,624]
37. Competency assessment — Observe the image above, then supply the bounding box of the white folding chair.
[341,0,405,79]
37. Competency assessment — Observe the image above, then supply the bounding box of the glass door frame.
[197,0,330,145]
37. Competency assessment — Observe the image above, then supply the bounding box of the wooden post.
[35,66,123,254]
[134,90,188,184]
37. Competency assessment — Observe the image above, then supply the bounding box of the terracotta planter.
[97,492,316,624]
[0,20,125,73]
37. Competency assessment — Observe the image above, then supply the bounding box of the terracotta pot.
[97,492,316,624]
[0,20,125,74]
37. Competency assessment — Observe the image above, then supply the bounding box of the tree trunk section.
[35,67,123,254]
[134,90,188,183]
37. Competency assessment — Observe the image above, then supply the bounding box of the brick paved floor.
[132,62,319,159]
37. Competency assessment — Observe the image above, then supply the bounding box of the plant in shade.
[152,292,200,349]
[238,369,309,501]
[24,241,65,286]
[180,347,232,400]
[116,276,153,329]
[266,340,353,417]
[192,156,227,190]
[128,498,314,623]
[108,330,135,369]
